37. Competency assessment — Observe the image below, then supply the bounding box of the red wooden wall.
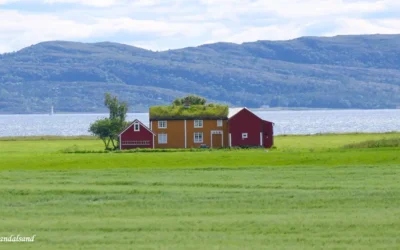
[120,121,154,150]
[262,121,274,148]
[229,109,274,148]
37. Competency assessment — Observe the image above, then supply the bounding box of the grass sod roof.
[149,104,229,120]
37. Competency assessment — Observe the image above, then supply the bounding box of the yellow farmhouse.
[150,104,229,148]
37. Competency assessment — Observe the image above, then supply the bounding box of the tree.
[89,118,114,150]
[104,92,128,121]
[172,95,207,106]
[89,93,129,150]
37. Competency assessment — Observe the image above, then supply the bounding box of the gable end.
[119,119,155,136]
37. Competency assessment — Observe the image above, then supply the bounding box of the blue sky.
[0,0,399,53]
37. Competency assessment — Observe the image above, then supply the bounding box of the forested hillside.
[1,34,400,113]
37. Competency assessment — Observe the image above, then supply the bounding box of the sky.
[0,0,400,53]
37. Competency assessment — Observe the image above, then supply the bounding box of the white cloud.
[327,18,400,36]
[251,0,386,18]
[43,0,119,7]
[0,10,93,51]
[227,25,305,44]
[0,0,18,4]
[130,40,170,51]
[197,0,387,20]
[0,8,228,52]
[0,0,400,52]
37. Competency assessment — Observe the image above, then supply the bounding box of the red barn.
[119,119,155,150]
[228,108,274,148]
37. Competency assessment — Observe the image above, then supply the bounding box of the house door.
[264,133,273,148]
[211,130,223,148]
[212,134,222,148]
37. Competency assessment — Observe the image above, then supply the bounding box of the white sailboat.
[50,106,54,116]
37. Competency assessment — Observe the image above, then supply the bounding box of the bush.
[61,146,267,154]
[61,146,109,154]
[62,147,213,154]
[343,138,400,149]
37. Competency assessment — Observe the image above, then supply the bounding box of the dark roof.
[149,105,229,121]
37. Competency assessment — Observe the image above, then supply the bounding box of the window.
[194,120,203,128]
[194,132,203,143]
[217,120,223,127]
[158,121,167,129]
[134,123,140,132]
[158,134,168,144]
[242,133,248,139]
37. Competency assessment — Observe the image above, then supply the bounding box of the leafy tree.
[104,92,128,121]
[172,95,207,106]
[89,118,114,150]
[89,93,129,150]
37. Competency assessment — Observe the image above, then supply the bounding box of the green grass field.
[0,133,400,249]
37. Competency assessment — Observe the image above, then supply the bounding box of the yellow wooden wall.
[151,119,229,148]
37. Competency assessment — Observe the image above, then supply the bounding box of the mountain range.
[1,34,400,113]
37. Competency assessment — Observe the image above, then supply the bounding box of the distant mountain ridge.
[1,34,400,113]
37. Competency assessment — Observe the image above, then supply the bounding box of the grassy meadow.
[0,133,399,249]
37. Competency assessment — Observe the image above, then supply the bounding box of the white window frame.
[158,134,168,144]
[134,123,140,132]
[194,132,204,143]
[217,120,223,127]
[194,120,203,128]
[158,121,167,129]
[242,133,248,139]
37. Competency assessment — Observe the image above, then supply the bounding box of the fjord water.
[0,109,399,137]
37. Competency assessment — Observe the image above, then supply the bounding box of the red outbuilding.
[228,108,274,148]
[119,119,155,150]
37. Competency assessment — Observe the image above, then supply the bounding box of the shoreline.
[1,132,399,141]
[1,107,400,115]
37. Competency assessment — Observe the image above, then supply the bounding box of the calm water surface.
[0,110,399,137]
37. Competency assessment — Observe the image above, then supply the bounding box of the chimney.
[184,98,191,108]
